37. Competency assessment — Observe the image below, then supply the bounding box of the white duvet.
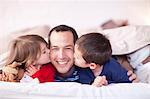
[103,25,150,55]
[0,82,150,99]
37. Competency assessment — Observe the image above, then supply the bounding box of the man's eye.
[66,47,73,50]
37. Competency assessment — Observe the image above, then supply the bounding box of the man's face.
[49,31,74,74]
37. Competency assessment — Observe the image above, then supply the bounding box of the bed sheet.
[0,82,150,99]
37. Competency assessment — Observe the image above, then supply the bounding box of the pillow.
[103,25,150,55]
[0,25,50,55]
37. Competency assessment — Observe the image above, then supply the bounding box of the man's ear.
[89,63,97,70]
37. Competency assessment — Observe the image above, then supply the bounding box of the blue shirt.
[55,58,131,84]
[100,58,132,84]
[54,66,94,84]
[55,68,79,82]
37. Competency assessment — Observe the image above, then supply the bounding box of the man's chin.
[57,69,69,74]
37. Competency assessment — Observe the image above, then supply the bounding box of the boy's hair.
[6,35,47,68]
[76,33,112,65]
[48,25,78,48]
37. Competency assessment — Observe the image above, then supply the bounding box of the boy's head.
[74,33,112,69]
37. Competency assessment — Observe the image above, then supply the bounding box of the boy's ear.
[89,63,97,70]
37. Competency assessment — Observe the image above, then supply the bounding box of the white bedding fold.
[0,82,149,99]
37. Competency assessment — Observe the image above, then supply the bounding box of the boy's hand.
[92,76,108,87]
[127,70,139,83]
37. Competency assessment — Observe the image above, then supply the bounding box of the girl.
[2,34,55,83]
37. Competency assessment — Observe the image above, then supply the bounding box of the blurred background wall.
[0,0,150,53]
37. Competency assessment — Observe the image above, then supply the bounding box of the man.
[48,25,138,84]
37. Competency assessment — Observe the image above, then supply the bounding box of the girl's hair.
[6,34,48,68]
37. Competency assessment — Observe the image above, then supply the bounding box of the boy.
[74,33,132,87]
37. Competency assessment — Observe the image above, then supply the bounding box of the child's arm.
[26,65,41,79]
[108,58,133,83]
[26,64,55,83]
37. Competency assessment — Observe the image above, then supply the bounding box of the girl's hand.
[26,65,41,76]
[92,76,108,87]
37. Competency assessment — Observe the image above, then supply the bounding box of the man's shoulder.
[74,65,95,84]
[74,65,92,72]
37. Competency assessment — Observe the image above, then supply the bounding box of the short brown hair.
[48,25,78,48]
[76,33,112,65]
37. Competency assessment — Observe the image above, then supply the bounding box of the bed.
[0,82,150,99]
[0,25,150,99]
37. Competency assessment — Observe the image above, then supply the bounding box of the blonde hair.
[6,35,48,69]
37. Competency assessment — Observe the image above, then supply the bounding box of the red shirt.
[32,63,55,83]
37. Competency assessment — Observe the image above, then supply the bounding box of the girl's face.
[35,43,50,65]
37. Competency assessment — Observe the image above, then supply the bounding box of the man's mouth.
[57,61,68,65]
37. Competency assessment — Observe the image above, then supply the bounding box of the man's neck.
[57,66,75,78]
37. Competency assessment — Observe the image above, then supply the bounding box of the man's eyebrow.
[51,46,58,47]
[65,45,74,47]
[51,45,74,48]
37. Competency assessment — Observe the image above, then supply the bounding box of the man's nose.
[58,49,65,58]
